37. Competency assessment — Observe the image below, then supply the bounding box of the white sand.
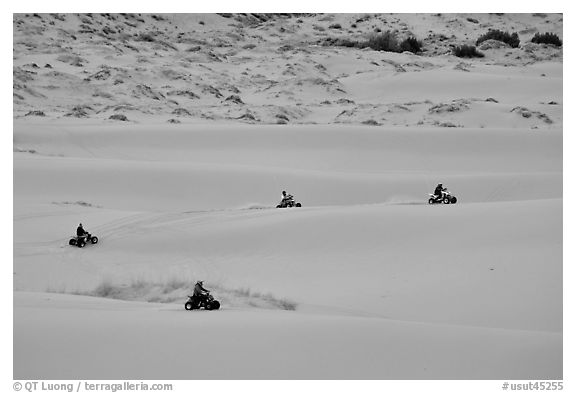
[13,13,562,380]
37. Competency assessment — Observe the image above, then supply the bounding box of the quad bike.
[69,233,99,248]
[428,190,457,205]
[185,293,221,311]
[276,195,302,208]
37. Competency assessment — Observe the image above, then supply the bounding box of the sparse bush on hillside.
[135,32,156,42]
[399,36,422,53]
[476,29,520,48]
[362,119,380,126]
[329,23,342,29]
[355,15,370,23]
[323,31,423,54]
[50,13,66,21]
[531,32,562,46]
[109,114,128,121]
[364,31,400,52]
[453,45,484,58]
[25,110,45,117]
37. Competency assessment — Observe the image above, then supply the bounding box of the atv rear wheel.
[91,236,99,244]
[77,241,85,248]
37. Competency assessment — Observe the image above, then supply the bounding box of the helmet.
[196,280,203,284]
[79,223,83,227]
[438,183,443,187]
[282,190,286,194]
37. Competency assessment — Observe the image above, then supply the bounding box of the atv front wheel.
[451,197,457,204]
[91,236,99,244]
[296,203,301,207]
[443,197,451,204]
[77,241,86,248]
[69,239,76,246]
[211,300,220,310]
[428,198,435,204]
[185,302,194,311]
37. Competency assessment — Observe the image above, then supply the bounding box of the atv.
[428,190,457,205]
[69,233,99,248]
[185,293,221,311]
[276,195,302,208]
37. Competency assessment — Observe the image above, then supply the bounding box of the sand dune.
[13,13,562,128]
[13,122,562,379]
[13,13,562,380]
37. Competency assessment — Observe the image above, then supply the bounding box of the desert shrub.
[109,114,128,121]
[324,37,357,48]
[531,32,562,46]
[329,23,342,29]
[25,110,45,117]
[93,281,122,298]
[476,29,519,48]
[363,31,400,52]
[453,45,484,58]
[362,119,380,126]
[399,36,422,53]
[324,31,422,54]
[135,32,155,42]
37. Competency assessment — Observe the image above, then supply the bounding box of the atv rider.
[434,183,447,202]
[281,190,294,206]
[191,280,210,308]
[76,223,88,238]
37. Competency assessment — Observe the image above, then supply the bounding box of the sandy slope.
[13,120,562,379]
[14,292,561,380]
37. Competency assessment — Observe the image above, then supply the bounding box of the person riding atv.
[69,223,99,247]
[190,280,210,308]
[277,190,302,208]
[433,183,447,202]
[77,223,87,237]
[185,281,220,310]
[281,191,292,204]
